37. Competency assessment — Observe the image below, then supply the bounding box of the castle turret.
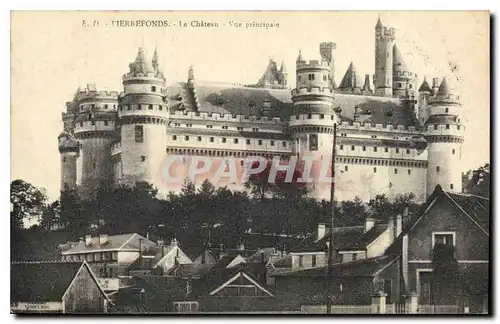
[362,74,373,95]
[256,58,288,89]
[319,42,336,89]
[338,62,362,95]
[374,18,395,97]
[289,49,338,199]
[72,84,119,198]
[118,47,168,195]
[392,44,417,98]
[417,77,433,125]
[58,131,80,191]
[431,77,440,95]
[425,77,464,196]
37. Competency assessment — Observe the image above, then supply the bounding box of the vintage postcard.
[10,11,490,314]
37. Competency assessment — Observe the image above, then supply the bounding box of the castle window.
[141,155,146,162]
[222,126,228,130]
[159,105,163,111]
[385,147,388,152]
[197,136,202,141]
[445,108,449,113]
[450,184,454,190]
[434,124,438,130]
[312,255,317,267]
[246,139,251,145]
[172,135,177,140]
[234,138,239,144]
[408,84,413,89]
[210,137,214,143]
[80,122,83,127]
[340,145,344,150]
[258,140,263,145]
[452,149,455,154]
[222,138,227,143]
[148,104,153,110]
[320,114,324,119]
[396,148,400,153]
[331,115,334,120]
[270,141,275,146]
[436,166,440,173]
[91,120,95,126]
[253,128,259,132]
[308,74,315,81]
[151,86,156,92]
[63,156,66,162]
[185,136,190,141]
[119,106,123,111]
[406,149,410,154]
[137,105,142,110]
[104,104,108,109]
[374,167,377,173]
[408,169,411,175]
[104,121,109,126]
[237,127,243,131]
[308,114,312,119]
[127,105,131,110]
[397,83,402,88]
[91,104,95,109]
[457,125,460,130]
[207,125,213,129]
[374,147,378,152]
[351,145,355,151]
[345,166,348,171]
[323,75,327,81]
[394,169,398,174]
[362,146,366,151]
[446,124,450,129]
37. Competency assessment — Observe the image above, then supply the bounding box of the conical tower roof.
[129,47,154,74]
[393,44,410,72]
[437,77,451,95]
[338,62,362,90]
[280,60,287,74]
[376,16,383,29]
[418,78,432,93]
[296,50,304,62]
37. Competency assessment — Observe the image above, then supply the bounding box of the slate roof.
[194,250,217,264]
[212,254,245,270]
[246,248,278,263]
[61,233,155,254]
[393,44,410,72]
[338,62,362,90]
[418,79,433,93]
[164,79,418,126]
[292,224,388,252]
[11,261,85,302]
[167,263,214,278]
[271,255,395,278]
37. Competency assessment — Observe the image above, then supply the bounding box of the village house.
[11,261,111,314]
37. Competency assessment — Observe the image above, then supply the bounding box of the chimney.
[396,214,403,238]
[238,242,245,251]
[432,77,440,94]
[317,223,326,240]
[99,234,108,245]
[85,235,92,246]
[365,218,375,232]
[388,216,395,242]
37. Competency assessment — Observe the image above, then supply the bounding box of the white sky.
[11,11,490,201]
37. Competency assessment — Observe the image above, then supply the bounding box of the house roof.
[194,250,217,264]
[212,254,246,270]
[291,224,388,253]
[385,185,489,256]
[271,255,395,278]
[167,263,214,278]
[61,233,156,255]
[246,247,277,263]
[11,261,109,303]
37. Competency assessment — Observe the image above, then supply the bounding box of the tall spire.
[418,77,432,93]
[152,43,159,71]
[188,65,195,81]
[296,49,303,62]
[376,15,383,29]
[280,60,287,74]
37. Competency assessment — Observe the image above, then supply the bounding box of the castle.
[58,18,465,203]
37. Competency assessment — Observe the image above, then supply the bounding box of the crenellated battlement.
[76,90,119,101]
[393,71,418,79]
[429,94,461,104]
[338,121,423,134]
[376,27,395,40]
[168,110,286,125]
[292,86,334,96]
[296,59,330,70]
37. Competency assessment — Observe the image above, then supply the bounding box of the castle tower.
[289,49,337,200]
[319,42,336,88]
[425,77,464,196]
[58,131,79,191]
[392,44,417,98]
[118,47,168,195]
[374,17,395,97]
[417,77,433,126]
[338,62,362,95]
[279,60,288,87]
[72,84,119,199]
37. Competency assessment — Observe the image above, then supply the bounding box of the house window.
[323,75,327,81]
[246,139,251,145]
[446,124,450,129]
[320,114,324,119]
[137,105,142,110]
[104,104,108,109]
[434,124,438,130]
[432,232,456,247]
[104,121,109,126]
[237,127,243,131]
[141,155,146,162]
[307,114,312,119]
[207,125,213,129]
[308,74,315,81]
[298,75,302,82]
[352,253,357,261]
[312,255,317,267]
[174,301,199,313]
[436,166,440,173]
[253,128,259,132]
[135,125,144,143]
[63,156,67,162]
[374,167,377,173]
[396,148,400,153]
[91,120,95,126]
[299,255,304,267]
[222,126,228,130]
[209,137,214,143]
[151,86,156,92]
[158,105,163,111]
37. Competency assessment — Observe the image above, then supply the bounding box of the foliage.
[463,163,490,198]
[10,179,48,230]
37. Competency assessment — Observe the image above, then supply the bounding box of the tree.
[11,180,48,230]
[340,196,366,226]
[41,200,61,230]
[463,163,490,198]
[432,243,460,304]
[244,160,275,200]
[367,194,393,220]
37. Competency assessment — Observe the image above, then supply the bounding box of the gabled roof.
[246,247,277,263]
[167,263,214,278]
[212,254,246,270]
[11,261,110,303]
[271,255,395,278]
[194,250,217,264]
[61,233,155,255]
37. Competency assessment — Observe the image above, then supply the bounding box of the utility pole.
[326,123,337,315]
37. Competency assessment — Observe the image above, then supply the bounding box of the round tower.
[392,44,417,98]
[417,77,433,126]
[289,50,338,200]
[374,18,395,97]
[425,77,464,196]
[118,47,168,195]
[73,86,119,199]
[58,131,79,191]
